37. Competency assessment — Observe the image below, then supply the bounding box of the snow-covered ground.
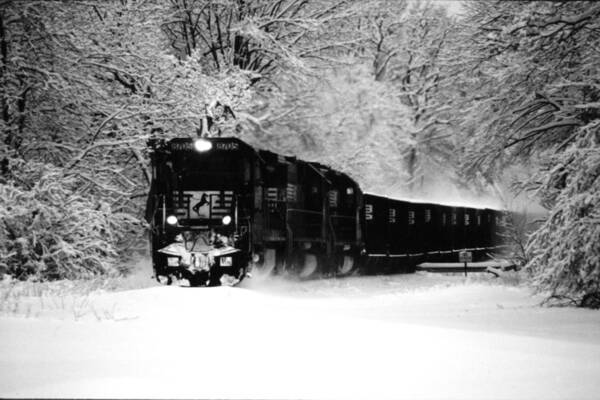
[2,271,600,399]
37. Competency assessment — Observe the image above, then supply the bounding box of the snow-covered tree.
[244,62,412,195]
[0,159,146,280]
[389,3,458,194]
[458,1,600,302]
[161,0,362,82]
[347,1,462,196]
[0,0,254,279]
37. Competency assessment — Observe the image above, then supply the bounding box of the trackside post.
[459,250,472,277]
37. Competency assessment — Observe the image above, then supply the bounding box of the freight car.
[145,137,503,286]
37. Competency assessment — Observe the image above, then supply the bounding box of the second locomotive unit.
[145,136,501,286]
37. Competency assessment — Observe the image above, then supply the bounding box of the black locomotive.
[145,137,502,286]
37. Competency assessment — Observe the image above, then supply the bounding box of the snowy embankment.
[1,272,600,399]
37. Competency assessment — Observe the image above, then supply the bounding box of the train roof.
[363,192,502,211]
[154,136,361,187]
[152,137,501,211]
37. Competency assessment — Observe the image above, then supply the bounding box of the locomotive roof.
[165,136,256,152]
[157,136,361,187]
[154,137,499,210]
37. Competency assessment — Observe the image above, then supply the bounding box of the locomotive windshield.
[171,152,250,188]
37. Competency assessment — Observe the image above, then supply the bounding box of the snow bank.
[1,273,600,399]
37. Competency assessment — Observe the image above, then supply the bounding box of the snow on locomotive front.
[146,137,254,286]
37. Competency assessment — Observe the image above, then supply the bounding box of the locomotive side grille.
[266,187,279,201]
[266,187,278,212]
[286,183,297,203]
[266,187,289,211]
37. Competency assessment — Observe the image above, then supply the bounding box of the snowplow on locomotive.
[145,137,502,286]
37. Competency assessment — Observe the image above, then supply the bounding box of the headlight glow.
[194,138,213,152]
[222,215,232,225]
[220,256,233,267]
[166,215,178,225]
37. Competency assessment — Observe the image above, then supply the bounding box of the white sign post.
[459,251,473,276]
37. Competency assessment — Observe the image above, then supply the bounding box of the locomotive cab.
[146,137,256,286]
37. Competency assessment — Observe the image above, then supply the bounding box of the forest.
[0,0,598,303]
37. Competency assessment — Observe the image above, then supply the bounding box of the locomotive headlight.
[194,138,212,152]
[222,215,232,225]
[166,215,178,225]
[220,256,233,267]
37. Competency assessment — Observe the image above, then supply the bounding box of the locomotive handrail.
[330,214,355,220]
[306,162,332,185]
[331,215,354,222]
[286,208,323,216]
[287,209,356,221]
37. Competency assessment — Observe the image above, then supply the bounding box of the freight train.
[145,137,503,286]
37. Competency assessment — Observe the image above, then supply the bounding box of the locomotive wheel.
[252,248,277,280]
[299,253,318,279]
[337,255,355,276]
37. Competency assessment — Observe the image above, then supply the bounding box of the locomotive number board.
[169,141,240,151]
